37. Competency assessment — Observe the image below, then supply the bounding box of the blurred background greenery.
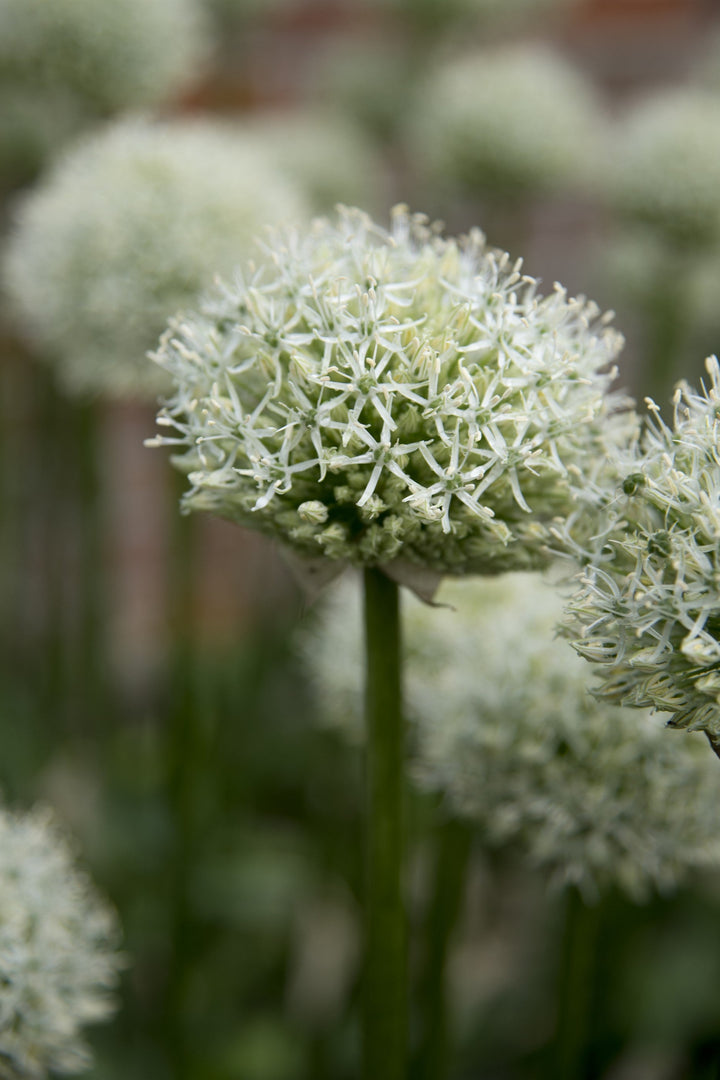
[3,0,720,1077]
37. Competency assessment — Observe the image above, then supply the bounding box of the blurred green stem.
[553,886,600,1080]
[363,567,407,1080]
[416,817,473,1080]
[646,269,687,403]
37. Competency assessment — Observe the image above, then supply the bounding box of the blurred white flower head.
[0,0,209,178]
[0,806,122,1078]
[567,356,720,749]
[244,109,388,213]
[409,45,602,199]
[308,573,720,901]
[3,117,307,400]
[150,205,627,576]
[605,89,720,246]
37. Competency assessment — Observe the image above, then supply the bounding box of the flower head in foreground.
[604,89,720,247]
[308,573,720,900]
[151,206,626,576]
[409,45,602,200]
[0,806,121,1078]
[0,0,209,179]
[3,117,307,400]
[566,356,720,749]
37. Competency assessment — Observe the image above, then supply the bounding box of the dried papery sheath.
[3,117,307,400]
[150,205,627,578]
[566,356,720,748]
[0,807,122,1078]
[308,573,720,900]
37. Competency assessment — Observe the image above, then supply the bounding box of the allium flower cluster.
[0,807,121,1078]
[567,356,720,748]
[246,110,387,213]
[308,573,720,900]
[409,46,601,199]
[3,118,306,400]
[151,206,625,576]
[0,0,208,177]
[604,90,720,247]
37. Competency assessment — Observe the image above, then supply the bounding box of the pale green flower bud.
[0,806,122,1077]
[151,205,628,577]
[308,573,720,900]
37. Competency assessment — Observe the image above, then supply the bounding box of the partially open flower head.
[0,0,209,180]
[605,89,720,248]
[308,573,720,900]
[409,45,602,200]
[566,356,720,747]
[151,206,626,577]
[3,117,307,400]
[0,806,122,1078]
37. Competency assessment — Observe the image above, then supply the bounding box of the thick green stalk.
[363,567,407,1080]
[553,886,600,1080]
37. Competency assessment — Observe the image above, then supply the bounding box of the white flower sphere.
[409,45,602,199]
[3,117,308,399]
[150,205,627,576]
[605,89,720,246]
[245,110,388,212]
[308,573,720,900]
[567,356,720,750]
[0,806,121,1078]
[0,0,209,178]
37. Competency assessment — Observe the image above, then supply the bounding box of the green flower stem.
[363,567,407,1080]
[553,886,600,1080]
[416,817,474,1080]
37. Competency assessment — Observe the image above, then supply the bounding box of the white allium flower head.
[308,573,720,901]
[605,89,720,246]
[566,356,720,750]
[244,110,388,212]
[0,806,121,1078]
[3,117,308,400]
[409,45,603,198]
[0,0,209,177]
[150,205,627,577]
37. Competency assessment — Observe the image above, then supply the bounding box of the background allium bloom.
[567,356,720,747]
[245,110,388,212]
[308,574,720,900]
[0,807,121,1078]
[151,206,625,575]
[409,45,602,198]
[0,0,208,178]
[605,90,720,246]
[3,118,307,400]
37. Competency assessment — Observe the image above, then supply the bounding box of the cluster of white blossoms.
[566,356,720,750]
[245,110,387,213]
[0,0,208,177]
[0,807,121,1078]
[308,573,720,900]
[409,45,601,199]
[3,117,306,400]
[150,206,627,576]
[604,89,720,247]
